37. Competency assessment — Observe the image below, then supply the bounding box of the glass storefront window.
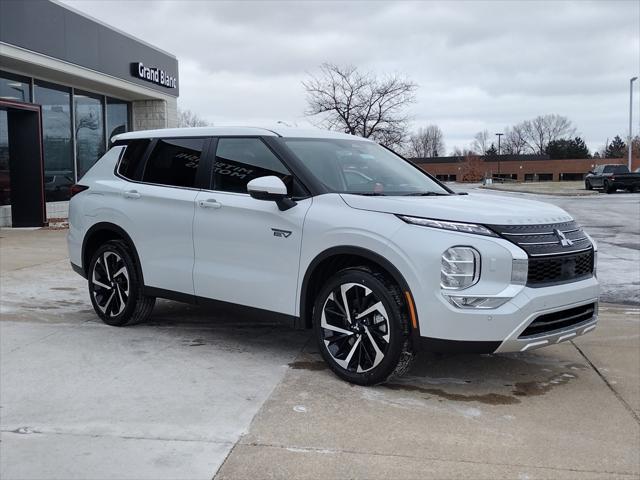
[106,98,130,147]
[0,109,10,206]
[75,91,105,178]
[34,82,74,202]
[0,71,31,102]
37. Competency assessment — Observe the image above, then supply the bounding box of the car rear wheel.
[88,240,155,326]
[313,267,413,385]
[604,180,615,194]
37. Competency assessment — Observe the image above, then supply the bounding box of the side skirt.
[142,286,301,329]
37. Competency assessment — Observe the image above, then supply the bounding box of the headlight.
[511,258,528,285]
[441,247,480,290]
[398,215,498,237]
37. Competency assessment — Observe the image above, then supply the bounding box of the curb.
[480,186,600,197]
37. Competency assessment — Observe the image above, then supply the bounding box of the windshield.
[282,138,449,196]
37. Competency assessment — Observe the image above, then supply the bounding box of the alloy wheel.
[91,251,130,318]
[320,282,391,373]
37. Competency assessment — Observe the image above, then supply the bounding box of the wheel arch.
[299,246,418,332]
[82,222,143,283]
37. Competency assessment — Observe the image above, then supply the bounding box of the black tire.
[585,180,592,191]
[88,240,155,326]
[604,181,615,194]
[313,266,413,386]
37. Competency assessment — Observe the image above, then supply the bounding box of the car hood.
[339,193,573,225]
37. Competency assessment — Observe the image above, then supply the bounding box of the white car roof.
[112,126,373,142]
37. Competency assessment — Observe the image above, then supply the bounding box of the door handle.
[122,190,141,199]
[198,199,222,209]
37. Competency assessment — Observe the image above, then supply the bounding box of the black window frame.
[114,136,213,190]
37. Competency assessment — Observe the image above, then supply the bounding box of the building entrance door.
[0,100,46,227]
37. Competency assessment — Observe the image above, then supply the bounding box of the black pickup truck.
[585,164,640,193]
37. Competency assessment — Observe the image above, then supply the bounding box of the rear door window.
[142,138,205,188]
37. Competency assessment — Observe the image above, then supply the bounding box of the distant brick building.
[411,154,640,182]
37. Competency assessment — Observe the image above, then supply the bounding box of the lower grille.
[520,303,596,338]
[527,249,594,286]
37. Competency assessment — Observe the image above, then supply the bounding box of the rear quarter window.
[118,139,150,181]
[604,165,628,174]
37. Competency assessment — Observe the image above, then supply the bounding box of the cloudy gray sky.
[64,0,639,154]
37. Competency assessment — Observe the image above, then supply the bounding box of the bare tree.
[472,130,491,155]
[460,153,485,182]
[520,114,575,154]
[407,125,445,158]
[178,108,209,128]
[502,125,528,155]
[303,63,417,149]
[451,146,476,158]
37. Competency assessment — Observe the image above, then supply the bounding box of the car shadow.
[81,298,590,402]
[294,338,589,404]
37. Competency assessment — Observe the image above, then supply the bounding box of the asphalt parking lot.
[1,187,639,479]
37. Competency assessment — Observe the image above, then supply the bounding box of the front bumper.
[494,298,597,353]
[413,276,599,353]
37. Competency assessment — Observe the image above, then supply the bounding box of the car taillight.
[611,176,616,181]
[70,184,89,198]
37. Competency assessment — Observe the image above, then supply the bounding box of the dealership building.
[0,0,179,227]
[413,154,639,183]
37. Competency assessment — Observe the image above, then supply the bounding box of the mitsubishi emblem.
[554,228,573,247]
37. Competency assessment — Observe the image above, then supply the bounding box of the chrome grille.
[488,221,595,286]
[488,220,591,257]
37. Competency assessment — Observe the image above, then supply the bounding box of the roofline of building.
[1,42,176,101]
[53,0,177,59]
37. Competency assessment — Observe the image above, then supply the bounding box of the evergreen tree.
[605,135,626,158]
[545,137,590,159]
[485,143,498,158]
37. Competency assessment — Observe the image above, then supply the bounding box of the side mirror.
[247,176,296,211]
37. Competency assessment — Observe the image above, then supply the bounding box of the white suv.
[68,127,599,385]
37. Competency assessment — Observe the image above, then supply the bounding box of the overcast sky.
[63,0,639,154]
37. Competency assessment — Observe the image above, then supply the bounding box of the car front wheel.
[313,267,413,385]
[585,180,592,190]
[88,240,155,326]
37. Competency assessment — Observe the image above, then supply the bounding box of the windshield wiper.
[402,192,449,196]
[357,192,387,196]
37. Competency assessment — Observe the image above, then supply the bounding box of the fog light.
[511,258,528,285]
[441,247,480,290]
[446,296,510,309]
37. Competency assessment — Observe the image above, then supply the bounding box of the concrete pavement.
[1,185,639,480]
[216,305,640,479]
[1,228,309,479]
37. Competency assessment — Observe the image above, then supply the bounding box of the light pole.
[629,77,638,171]
[495,132,504,174]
